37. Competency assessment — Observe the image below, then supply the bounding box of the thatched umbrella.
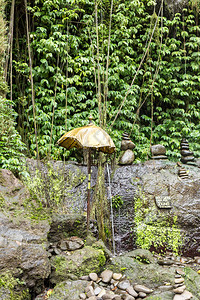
[57,115,116,232]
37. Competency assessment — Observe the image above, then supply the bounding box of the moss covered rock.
[0,272,31,300]
[106,254,176,289]
[184,267,200,299]
[48,280,88,300]
[50,246,106,284]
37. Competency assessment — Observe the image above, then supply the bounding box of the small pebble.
[113,273,123,281]
[94,286,102,296]
[79,293,86,299]
[118,280,130,290]
[134,284,153,294]
[138,291,147,298]
[89,272,98,281]
[126,286,138,297]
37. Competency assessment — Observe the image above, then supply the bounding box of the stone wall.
[25,159,200,256]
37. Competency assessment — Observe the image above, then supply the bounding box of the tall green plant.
[9,0,200,161]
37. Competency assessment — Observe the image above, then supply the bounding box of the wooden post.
[87,148,91,234]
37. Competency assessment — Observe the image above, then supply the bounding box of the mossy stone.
[184,267,200,299]
[50,246,106,284]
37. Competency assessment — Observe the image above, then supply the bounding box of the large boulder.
[106,252,176,289]
[50,245,106,284]
[0,169,51,295]
[0,212,51,294]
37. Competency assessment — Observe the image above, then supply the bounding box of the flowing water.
[106,163,116,256]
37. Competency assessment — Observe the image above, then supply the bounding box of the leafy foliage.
[7,0,200,162]
[0,97,27,175]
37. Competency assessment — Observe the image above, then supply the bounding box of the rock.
[134,284,153,294]
[173,285,186,294]
[48,280,88,300]
[80,275,90,281]
[174,278,184,284]
[86,285,95,297]
[57,236,85,251]
[151,144,166,156]
[194,256,200,262]
[50,246,106,284]
[100,270,113,283]
[151,155,168,160]
[25,160,200,256]
[181,156,195,163]
[183,267,200,299]
[181,150,193,156]
[138,291,147,298]
[176,269,185,276]
[118,280,130,290]
[113,296,122,300]
[102,295,114,300]
[89,272,98,281]
[106,255,175,290]
[0,169,30,208]
[48,214,87,243]
[65,236,84,250]
[0,210,50,295]
[92,240,113,260]
[125,249,155,264]
[119,150,135,165]
[94,286,102,295]
[122,295,135,300]
[126,286,138,297]
[113,273,122,280]
[121,140,135,151]
[173,289,194,299]
[98,288,106,297]
[80,293,86,299]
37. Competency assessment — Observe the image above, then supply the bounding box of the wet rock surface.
[24,159,200,256]
[1,161,200,299]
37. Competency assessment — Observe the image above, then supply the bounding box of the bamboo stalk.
[95,0,102,126]
[24,0,39,160]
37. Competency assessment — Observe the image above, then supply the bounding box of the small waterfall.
[106,163,116,256]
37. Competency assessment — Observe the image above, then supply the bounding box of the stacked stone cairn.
[119,132,135,165]
[173,268,193,300]
[180,138,195,165]
[79,269,153,299]
[177,163,189,180]
[150,144,167,160]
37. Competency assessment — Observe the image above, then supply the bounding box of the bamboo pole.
[87,148,92,234]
